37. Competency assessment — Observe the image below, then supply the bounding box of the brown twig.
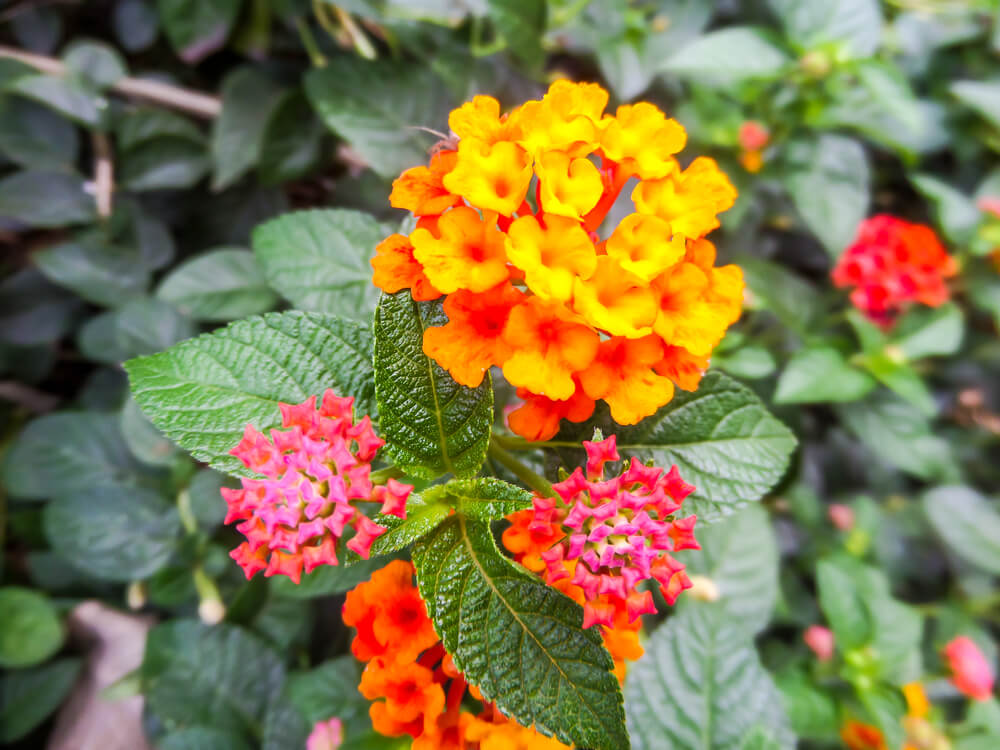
[91,131,114,218]
[0,45,222,119]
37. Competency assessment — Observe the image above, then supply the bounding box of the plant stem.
[370,465,406,484]
[295,17,328,67]
[488,437,554,497]
[491,432,580,451]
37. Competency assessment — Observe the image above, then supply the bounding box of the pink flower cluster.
[944,636,995,702]
[223,389,413,584]
[532,435,698,628]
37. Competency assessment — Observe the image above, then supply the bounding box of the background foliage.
[1,1,1000,749]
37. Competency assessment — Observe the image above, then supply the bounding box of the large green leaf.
[125,311,376,476]
[625,604,795,750]
[890,303,964,360]
[662,27,790,86]
[157,248,278,322]
[774,347,876,404]
[305,57,451,179]
[911,174,981,244]
[34,233,150,307]
[616,372,796,522]
[211,67,285,190]
[411,515,628,750]
[0,588,64,669]
[4,75,101,127]
[676,505,779,634]
[252,209,385,320]
[951,80,1000,130]
[0,658,82,742]
[142,620,285,736]
[0,97,78,170]
[0,170,95,227]
[43,484,182,582]
[769,0,883,57]
[374,292,493,480]
[816,558,871,650]
[923,486,1000,576]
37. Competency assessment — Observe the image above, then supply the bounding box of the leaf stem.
[295,17,328,67]
[370,465,406,484]
[488,437,554,497]
[491,432,580,451]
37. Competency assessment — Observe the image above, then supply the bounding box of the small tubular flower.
[654,345,709,392]
[502,298,599,400]
[507,384,595,443]
[449,94,521,144]
[465,716,571,750]
[505,214,596,301]
[803,625,834,662]
[515,79,608,157]
[223,390,413,584]
[578,335,674,425]
[600,102,686,180]
[573,256,658,338]
[306,718,343,750]
[605,213,686,282]
[371,233,442,301]
[534,150,604,219]
[410,206,509,293]
[422,282,524,387]
[832,215,958,326]
[943,636,995,701]
[442,138,532,216]
[390,150,461,217]
[633,157,737,239]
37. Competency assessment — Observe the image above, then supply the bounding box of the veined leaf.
[125,311,375,476]
[412,515,628,750]
[616,372,797,522]
[374,292,493,480]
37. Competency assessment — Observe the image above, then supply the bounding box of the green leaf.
[374,292,493,480]
[860,688,906,750]
[890,303,964,360]
[157,248,278,321]
[125,311,376,476]
[785,134,870,257]
[740,727,784,750]
[411,514,628,750]
[1,411,146,500]
[911,174,981,244]
[0,170,95,227]
[816,558,871,649]
[186,468,236,530]
[4,74,102,127]
[120,137,210,191]
[252,209,385,320]
[34,233,149,307]
[769,0,883,57]
[211,67,285,190]
[0,587,64,669]
[285,656,366,725]
[79,299,197,365]
[305,58,451,178]
[116,107,205,151]
[0,97,78,170]
[160,728,252,750]
[428,477,533,520]
[158,0,243,63]
[0,268,84,346]
[142,619,285,736]
[625,604,795,750]
[738,256,823,336]
[0,658,82,742]
[62,40,127,89]
[775,347,876,404]
[270,550,400,599]
[676,505,779,634]
[923,486,1000,576]
[775,669,839,741]
[113,0,160,53]
[662,27,790,86]
[368,493,453,557]
[951,80,1000,130]
[859,354,936,417]
[44,484,182,582]
[615,372,797,522]
[121,395,181,466]
[488,0,546,68]
[714,345,777,380]
[258,90,325,185]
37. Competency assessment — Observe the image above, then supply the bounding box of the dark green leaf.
[890,303,964,360]
[187,468,236,530]
[0,97,78,170]
[368,493,452,557]
[211,67,284,190]
[775,347,876,404]
[113,0,160,52]
[0,268,84,346]
[816,558,871,649]
[625,604,795,750]
[157,248,278,321]
[374,292,493,480]
[911,174,981,244]
[258,90,325,185]
[951,80,1000,130]
[126,311,376,476]
[426,477,533,520]
[775,669,839,741]
[121,395,181,466]
[158,0,243,63]
[488,0,546,68]
[0,658,81,742]
[160,727,252,750]
[412,514,628,750]
[0,587,64,669]
[142,619,285,735]
[270,549,399,599]
[859,354,936,417]
[738,256,823,336]
[252,209,385,319]
[923,486,1000,576]
[305,58,450,178]
[120,137,210,191]
[62,40,128,89]
[4,74,102,127]
[34,233,149,307]
[616,372,797,521]
[117,108,206,151]
[0,170,95,227]
[285,656,365,724]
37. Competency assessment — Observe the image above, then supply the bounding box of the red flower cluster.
[831,215,957,326]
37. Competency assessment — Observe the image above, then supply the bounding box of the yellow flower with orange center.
[372,79,744,439]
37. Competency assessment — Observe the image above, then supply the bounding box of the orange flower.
[600,102,686,180]
[654,345,709,391]
[505,214,596,301]
[502,298,599,400]
[501,508,566,573]
[410,206,510,293]
[507,384,595,442]
[632,157,737,239]
[534,150,604,220]
[515,79,608,157]
[465,716,571,750]
[841,721,887,750]
[422,282,525,387]
[362,659,445,736]
[371,233,442,301]
[442,138,532,216]
[573,256,658,338]
[449,95,521,144]
[390,150,461,216]
[605,213,685,282]
[341,560,438,663]
[578,335,674,425]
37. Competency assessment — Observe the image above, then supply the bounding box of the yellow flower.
[573,256,658,338]
[535,150,604,220]
[633,156,737,239]
[515,79,608,157]
[442,138,532,216]
[605,213,686,282]
[448,94,521,143]
[601,102,686,179]
[410,206,509,293]
[506,214,596,301]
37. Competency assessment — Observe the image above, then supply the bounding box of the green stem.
[176,489,198,535]
[491,432,580,451]
[488,437,554,497]
[295,17,327,67]
[370,465,406,484]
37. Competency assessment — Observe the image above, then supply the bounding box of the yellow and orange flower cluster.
[372,80,744,441]
[342,560,570,750]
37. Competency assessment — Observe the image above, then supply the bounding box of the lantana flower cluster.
[342,560,568,750]
[223,390,413,584]
[372,80,744,441]
[831,215,958,326]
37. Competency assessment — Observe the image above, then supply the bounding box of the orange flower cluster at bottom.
[342,560,574,750]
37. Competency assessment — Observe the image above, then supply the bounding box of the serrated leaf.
[775,347,876,404]
[374,292,493,480]
[625,604,795,750]
[252,209,385,320]
[412,515,628,750]
[157,248,278,321]
[142,620,285,736]
[44,484,182,582]
[305,58,450,179]
[923,486,1000,576]
[125,311,376,476]
[676,505,778,634]
[615,372,796,522]
[368,494,453,557]
[425,477,533,521]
